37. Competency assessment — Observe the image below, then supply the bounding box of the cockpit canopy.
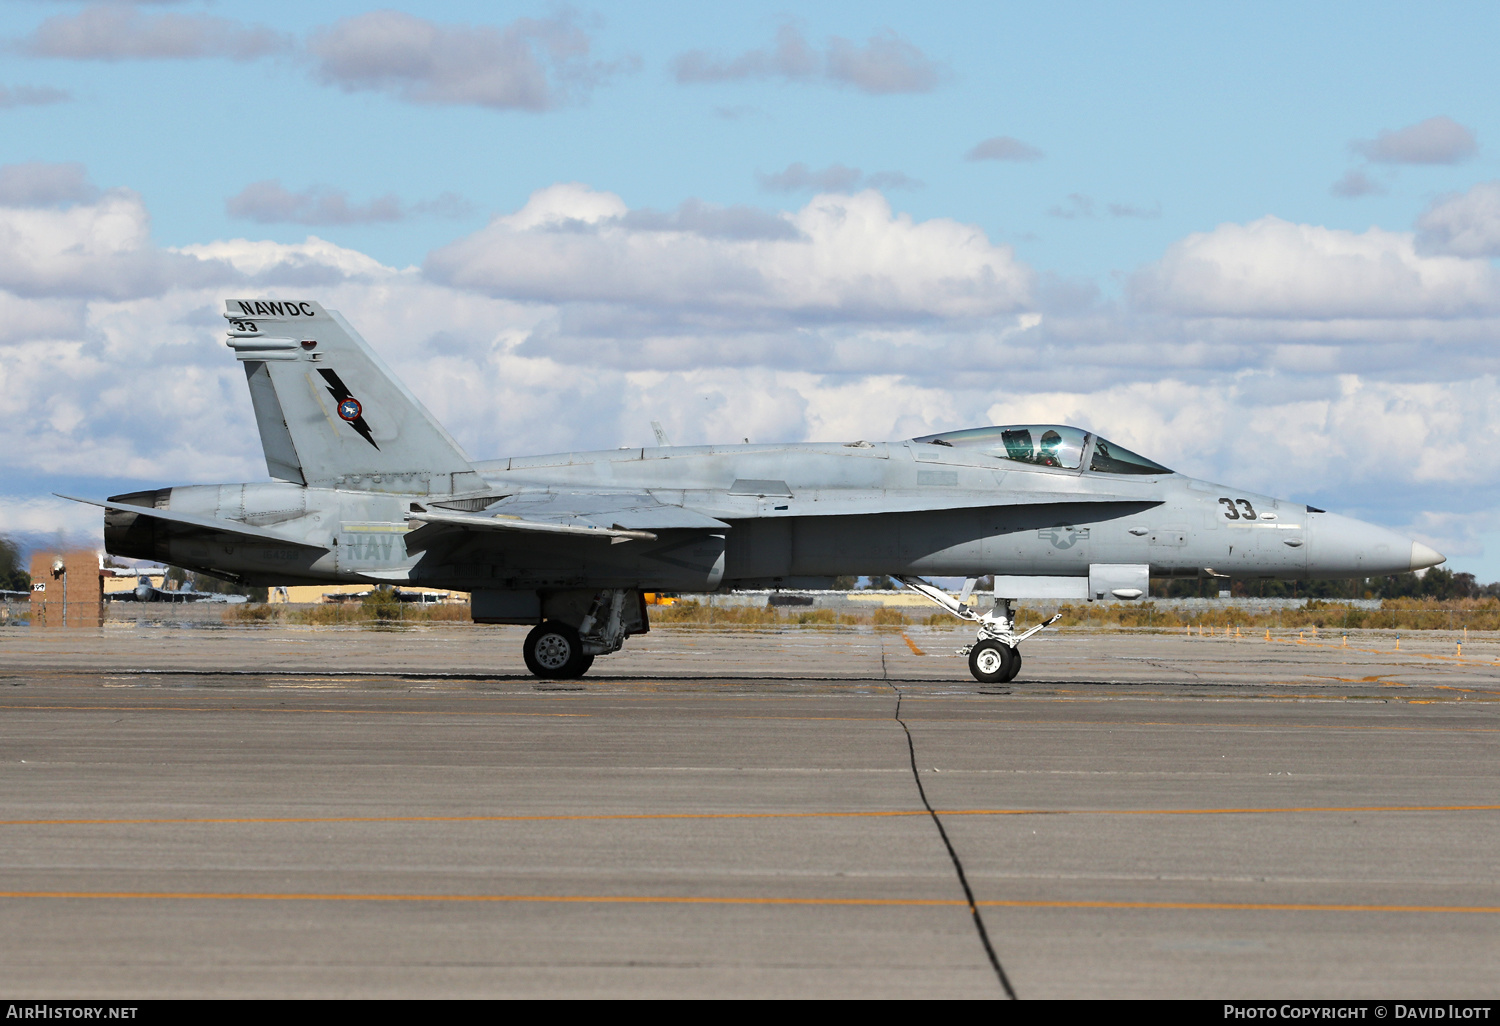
[910,424,1172,476]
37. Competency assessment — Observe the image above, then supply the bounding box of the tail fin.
[224,299,482,494]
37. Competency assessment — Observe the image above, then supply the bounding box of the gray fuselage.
[106,438,1428,594]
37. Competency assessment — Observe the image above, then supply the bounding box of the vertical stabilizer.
[224,299,482,494]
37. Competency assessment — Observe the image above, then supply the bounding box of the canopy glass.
[912,424,1171,475]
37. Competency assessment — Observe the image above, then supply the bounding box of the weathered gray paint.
[97,301,1441,614]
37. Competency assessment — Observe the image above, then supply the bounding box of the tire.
[523,621,588,679]
[967,640,1014,684]
[1000,647,1022,683]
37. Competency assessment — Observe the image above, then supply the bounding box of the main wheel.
[967,640,1014,684]
[523,621,589,679]
[1000,647,1022,682]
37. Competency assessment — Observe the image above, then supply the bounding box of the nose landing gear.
[895,576,1060,684]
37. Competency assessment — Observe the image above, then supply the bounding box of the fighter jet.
[73,299,1444,683]
[106,577,245,603]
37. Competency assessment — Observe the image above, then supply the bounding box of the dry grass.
[224,595,1500,632]
[224,602,472,626]
[1037,597,1500,632]
[651,598,1500,632]
[648,600,945,629]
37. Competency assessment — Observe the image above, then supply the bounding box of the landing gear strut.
[895,576,1058,684]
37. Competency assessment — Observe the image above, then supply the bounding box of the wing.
[407,491,731,544]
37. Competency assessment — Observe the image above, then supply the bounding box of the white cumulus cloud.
[425,184,1032,320]
[0,162,97,206]
[1129,216,1500,319]
[5,174,1500,574]
[0,186,232,300]
[1415,180,1500,258]
[985,373,1500,509]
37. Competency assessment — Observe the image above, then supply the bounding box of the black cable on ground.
[882,649,1018,999]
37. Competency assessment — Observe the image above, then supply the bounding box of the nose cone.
[1308,512,1439,577]
[1410,541,1446,571]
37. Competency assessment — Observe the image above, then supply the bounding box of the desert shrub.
[360,587,403,621]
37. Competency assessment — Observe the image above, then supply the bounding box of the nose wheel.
[968,640,1022,684]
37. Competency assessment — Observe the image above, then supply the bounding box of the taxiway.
[0,622,1496,998]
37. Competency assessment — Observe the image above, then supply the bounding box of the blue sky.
[9,2,1499,275]
[4,2,1500,577]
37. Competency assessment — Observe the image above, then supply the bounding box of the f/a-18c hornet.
[71,300,1445,683]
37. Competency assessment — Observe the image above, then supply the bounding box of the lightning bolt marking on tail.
[317,369,380,450]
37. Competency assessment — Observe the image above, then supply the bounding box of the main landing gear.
[895,576,1060,684]
[522,588,646,680]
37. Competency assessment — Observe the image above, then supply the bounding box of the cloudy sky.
[4,1,1500,576]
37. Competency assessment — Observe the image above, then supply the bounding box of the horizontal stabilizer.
[59,495,327,549]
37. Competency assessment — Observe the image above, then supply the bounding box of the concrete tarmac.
[0,620,1497,999]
